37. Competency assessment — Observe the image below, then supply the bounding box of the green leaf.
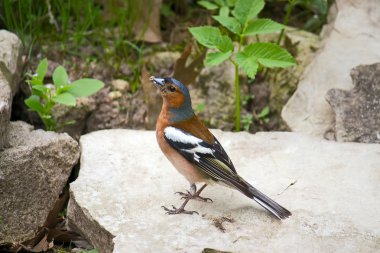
[257,106,270,118]
[189,26,222,49]
[233,0,265,25]
[243,43,296,68]
[66,78,104,97]
[219,6,229,16]
[30,78,43,86]
[25,95,44,113]
[53,66,69,87]
[32,85,48,93]
[243,18,284,36]
[52,92,76,106]
[214,0,225,6]
[36,58,48,82]
[215,35,233,52]
[235,52,259,78]
[197,1,218,10]
[227,0,237,7]
[212,15,241,34]
[205,51,232,66]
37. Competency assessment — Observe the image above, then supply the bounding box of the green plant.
[256,106,270,123]
[241,114,253,131]
[194,102,206,114]
[191,0,296,131]
[197,0,237,16]
[25,58,104,131]
[80,250,99,253]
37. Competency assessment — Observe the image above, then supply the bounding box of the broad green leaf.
[36,58,48,82]
[25,95,44,113]
[66,78,104,97]
[233,0,265,25]
[212,15,241,34]
[215,35,233,53]
[32,85,48,93]
[219,6,229,16]
[214,0,224,6]
[205,51,232,66]
[235,52,259,78]
[53,66,69,87]
[197,1,218,10]
[189,26,222,49]
[243,43,296,68]
[243,19,284,36]
[52,92,76,106]
[227,0,237,7]
[30,78,43,86]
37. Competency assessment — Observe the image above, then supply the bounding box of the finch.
[150,76,291,220]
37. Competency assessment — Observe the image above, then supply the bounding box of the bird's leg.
[162,184,212,215]
[175,183,213,203]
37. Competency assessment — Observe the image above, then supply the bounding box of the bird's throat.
[169,106,194,123]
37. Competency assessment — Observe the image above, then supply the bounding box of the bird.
[150,76,291,220]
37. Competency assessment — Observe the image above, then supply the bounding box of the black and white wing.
[163,126,246,189]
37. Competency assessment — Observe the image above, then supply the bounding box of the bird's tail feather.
[235,178,292,220]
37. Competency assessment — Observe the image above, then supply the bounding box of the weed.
[191,0,296,131]
[25,58,104,131]
[195,102,206,114]
[241,114,253,132]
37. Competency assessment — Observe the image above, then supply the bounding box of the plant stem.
[276,0,296,45]
[233,34,244,131]
[234,62,240,131]
[263,0,296,79]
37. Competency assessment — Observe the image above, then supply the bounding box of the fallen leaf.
[173,42,206,86]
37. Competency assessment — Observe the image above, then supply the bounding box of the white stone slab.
[68,130,380,253]
[282,0,380,137]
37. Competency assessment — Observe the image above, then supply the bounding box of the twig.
[277,179,297,195]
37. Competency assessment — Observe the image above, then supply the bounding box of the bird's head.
[150,76,194,122]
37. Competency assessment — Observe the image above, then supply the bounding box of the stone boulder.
[192,61,236,130]
[282,0,380,137]
[0,121,80,244]
[68,129,380,253]
[0,30,23,149]
[326,63,380,143]
[0,30,23,95]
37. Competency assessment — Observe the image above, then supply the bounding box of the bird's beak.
[149,76,165,90]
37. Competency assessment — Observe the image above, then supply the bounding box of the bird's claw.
[175,190,191,196]
[161,205,199,215]
[175,191,213,203]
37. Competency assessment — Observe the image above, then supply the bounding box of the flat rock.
[326,63,380,143]
[282,0,380,137]
[68,129,380,253]
[0,121,80,244]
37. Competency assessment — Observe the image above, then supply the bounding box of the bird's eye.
[168,85,176,92]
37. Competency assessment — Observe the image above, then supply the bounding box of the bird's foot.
[175,190,213,203]
[161,205,199,215]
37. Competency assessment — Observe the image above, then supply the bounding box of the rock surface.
[0,121,80,244]
[193,61,236,130]
[282,0,380,137]
[0,30,23,95]
[326,63,380,143]
[0,30,23,149]
[68,129,380,253]
[266,28,320,118]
